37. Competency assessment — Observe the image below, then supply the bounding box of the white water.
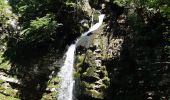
[57,14,105,100]
[57,44,76,100]
[81,14,105,36]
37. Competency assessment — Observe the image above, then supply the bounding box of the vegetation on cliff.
[0,0,170,100]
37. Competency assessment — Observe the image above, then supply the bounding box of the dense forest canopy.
[0,0,170,100]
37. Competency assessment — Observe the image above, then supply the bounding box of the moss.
[0,84,18,97]
[0,79,4,84]
[98,84,108,91]
[83,67,96,77]
[41,76,59,100]
[80,81,95,88]
[80,81,90,88]
[50,77,59,83]
[0,61,10,69]
[42,90,58,100]
[0,52,11,70]
[0,80,18,98]
[48,84,56,89]
[77,55,85,63]
[85,90,104,99]
[73,71,80,78]
[5,89,18,97]
[41,95,53,100]
[0,85,6,90]
[0,93,19,100]
[0,94,6,99]
[47,76,59,89]
[75,55,85,68]
[102,76,110,86]
[6,96,20,100]
[40,76,59,100]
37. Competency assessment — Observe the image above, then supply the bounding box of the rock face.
[0,72,20,100]
[74,1,169,100]
[75,20,124,99]
[74,21,165,100]
[78,0,92,16]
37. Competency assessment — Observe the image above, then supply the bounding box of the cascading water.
[57,14,105,100]
[82,14,105,36]
[57,44,76,100]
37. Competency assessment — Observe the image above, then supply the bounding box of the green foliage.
[0,0,16,48]
[22,14,61,42]
[160,5,170,18]
[0,52,10,69]
[0,83,19,100]
[73,71,81,78]
[0,0,10,22]
[113,0,131,6]
[80,81,92,88]
[141,0,170,18]
[113,0,170,18]
[86,90,103,99]
[1,0,84,99]
[83,67,96,77]
[102,76,110,86]
[0,93,19,100]
[31,15,52,29]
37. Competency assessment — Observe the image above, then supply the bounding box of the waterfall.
[57,44,76,100]
[81,14,105,36]
[57,14,105,100]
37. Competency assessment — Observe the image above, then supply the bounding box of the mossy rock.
[41,92,57,100]
[80,81,90,88]
[41,76,59,100]
[0,79,4,84]
[0,59,11,70]
[77,55,85,63]
[6,96,19,100]
[102,76,110,86]
[73,71,81,78]
[85,90,104,99]
[81,81,104,99]
[0,93,19,100]
[0,85,6,90]
[80,81,96,89]
[48,77,59,86]
[75,55,85,68]
[83,67,99,78]
[0,52,11,70]
[46,77,59,91]
[4,88,18,97]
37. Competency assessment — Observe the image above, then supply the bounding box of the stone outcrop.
[74,19,125,99]
[74,1,169,99]
[0,65,20,99]
[78,0,92,16]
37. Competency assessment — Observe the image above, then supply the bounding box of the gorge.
[0,0,170,100]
